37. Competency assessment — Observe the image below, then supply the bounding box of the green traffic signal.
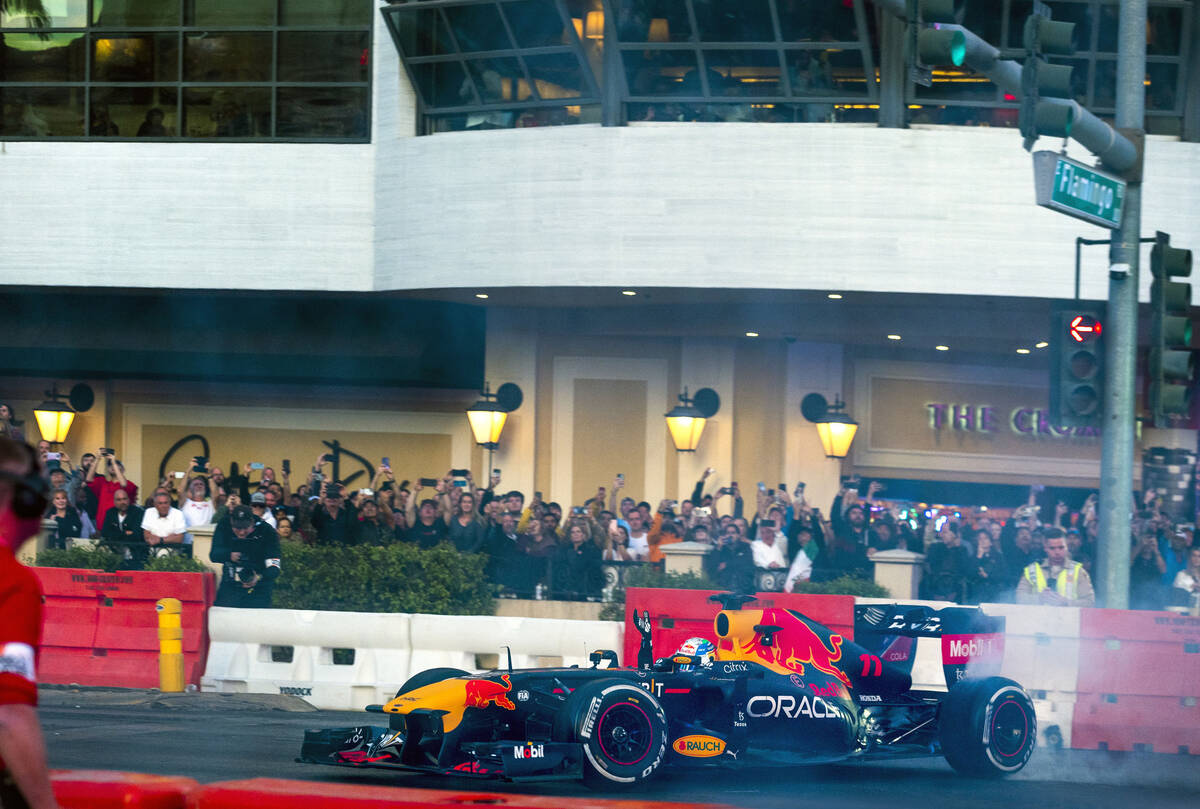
[918,28,966,67]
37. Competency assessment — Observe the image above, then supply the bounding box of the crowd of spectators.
[20,425,1200,611]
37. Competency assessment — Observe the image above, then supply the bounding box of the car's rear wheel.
[554,679,668,788]
[389,667,468,731]
[939,676,1036,777]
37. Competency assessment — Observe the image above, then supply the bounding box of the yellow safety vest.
[1024,561,1083,600]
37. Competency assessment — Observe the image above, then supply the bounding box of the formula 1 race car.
[299,594,1036,787]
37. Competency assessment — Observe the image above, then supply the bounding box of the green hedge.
[271,542,496,615]
[35,546,121,572]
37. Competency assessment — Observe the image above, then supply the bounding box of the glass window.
[183,86,270,137]
[3,2,371,142]
[0,86,83,136]
[791,48,871,98]
[1147,6,1183,56]
[410,60,472,107]
[93,0,182,27]
[694,0,775,43]
[395,9,457,58]
[613,0,692,43]
[91,34,179,82]
[281,0,371,27]
[91,86,179,136]
[2,33,86,83]
[185,0,275,27]
[464,56,529,102]
[912,68,1000,104]
[1146,62,1179,112]
[277,86,367,137]
[2,0,87,28]
[523,52,586,98]
[503,0,571,48]
[777,0,859,43]
[622,49,701,96]
[184,32,271,82]
[279,32,370,83]
[701,51,783,97]
[443,4,513,53]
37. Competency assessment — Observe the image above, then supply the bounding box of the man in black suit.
[98,487,147,568]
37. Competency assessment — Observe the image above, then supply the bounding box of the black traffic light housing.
[1020,3,1077,150]
[1049,303,1105,429]
[1149,231,1195,425]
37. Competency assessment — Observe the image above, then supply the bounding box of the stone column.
[661,541,712,576]
[871,549,925,600]
[17,519,55,565]
[189,524,222,576]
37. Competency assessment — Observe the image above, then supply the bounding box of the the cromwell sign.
[854,361,1101,481]
[927,403,1099,438]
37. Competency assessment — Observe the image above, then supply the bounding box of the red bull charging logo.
[464,674,516,711]
[732,609,852,689]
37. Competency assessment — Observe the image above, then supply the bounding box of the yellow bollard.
[156,598,185,693]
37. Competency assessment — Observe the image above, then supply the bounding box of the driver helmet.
[675,637,716,671]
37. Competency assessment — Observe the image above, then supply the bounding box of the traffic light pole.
[1095,0,1147,610]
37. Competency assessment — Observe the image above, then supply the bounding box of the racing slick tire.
[939,676,1036,778]
[389,667,468,731]
[554,679,669,789]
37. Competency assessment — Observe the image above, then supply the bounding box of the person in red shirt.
[84,449,137,530]
[0,437,60,809]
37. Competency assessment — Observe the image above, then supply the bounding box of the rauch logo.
[672,735,725,757]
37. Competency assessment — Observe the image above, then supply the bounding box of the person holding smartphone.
[84,447,137,529]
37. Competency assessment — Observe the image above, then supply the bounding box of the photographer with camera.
[210,504,281,608]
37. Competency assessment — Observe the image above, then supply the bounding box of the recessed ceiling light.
[475,293,489,299]
[827,293,843,300]
[621,290,637,296]
[745,331,759,338]
[935,345,949,351]
[1016,348,1031,354]
[887,334,902,341]
[1035,341,1049,349]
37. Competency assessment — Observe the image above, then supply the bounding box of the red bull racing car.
[299,594,1036,787]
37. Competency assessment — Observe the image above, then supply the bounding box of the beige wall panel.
[571,379,647,507]
[784,342,846,516]
[121,403,471,494]
[537,336,679,504]
[550,356,669,507]
[485,310,538,498]
[140,424,450,492]
[677,339,735,500]
[732,342,786,490]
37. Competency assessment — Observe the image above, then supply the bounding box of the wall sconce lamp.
[466,381,524,472]
[665,387,720,452]
[584,10,604,39]
[33,383,94,445]
[801,392,858,459]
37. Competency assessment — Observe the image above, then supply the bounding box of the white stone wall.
[375,123,1200,302]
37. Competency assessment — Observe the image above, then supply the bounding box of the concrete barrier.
[202,608,623,710]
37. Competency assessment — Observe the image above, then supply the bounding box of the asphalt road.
[40,688,1200,809]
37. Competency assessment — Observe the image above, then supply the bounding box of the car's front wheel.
[555,679,669,788]
[939,676,1036,777]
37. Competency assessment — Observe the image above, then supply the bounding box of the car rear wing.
[854,604,1005,689]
